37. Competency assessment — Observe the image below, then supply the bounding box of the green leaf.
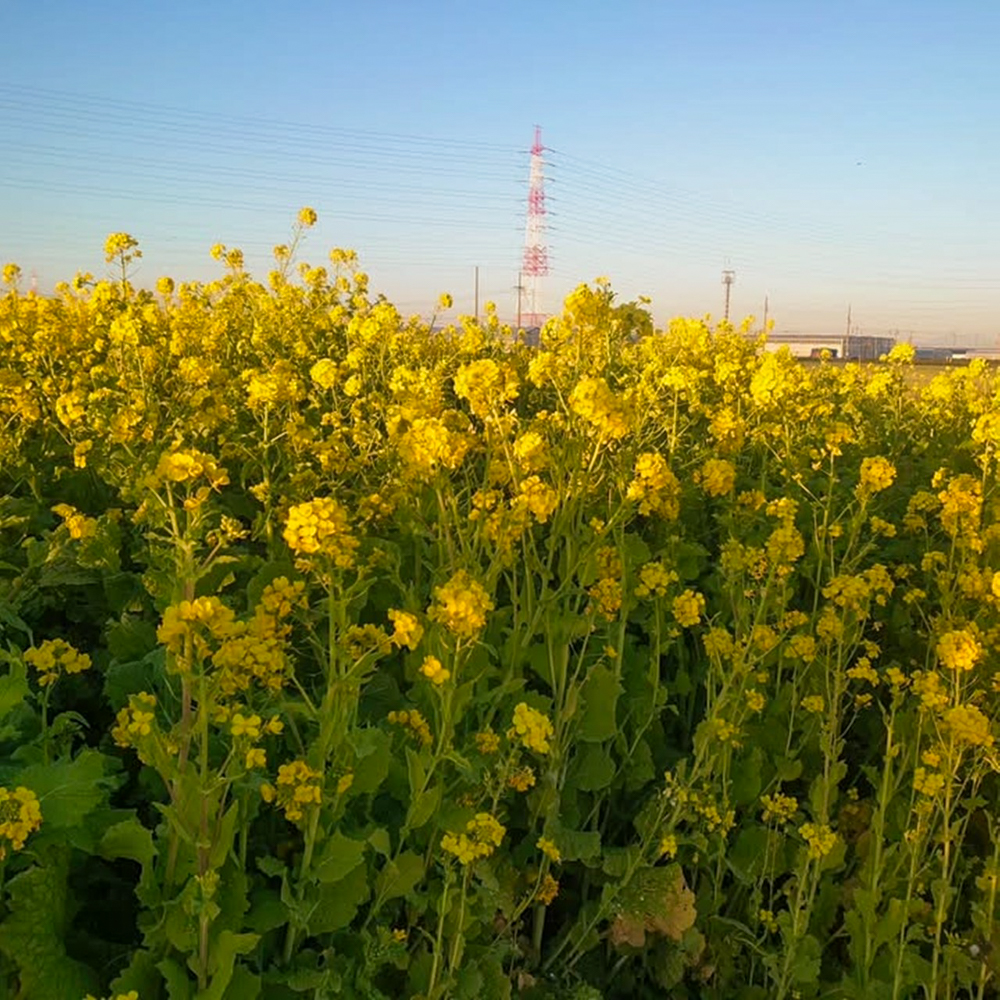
[731,746,764,805]
[99,816,158,901]
[0,657,29,722]
[577,664,622,742]
[0,855,100,999]
[555,827,602,863]
[375,850,426,901]
[158,958,194,1000]
[312,830,367,884]
[307,864,369,935]
[368,827,391,856]
[110,947,162,999]
[198,930,259,1000]
[409,781,442,829]
[728,824,770,884]
[246,889,287,934]
[351,727,391,793]
[570,743,616,792]
[222,966,261,1000]
[18,749,114,829]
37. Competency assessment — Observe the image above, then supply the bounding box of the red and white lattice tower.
[520,126,549,328]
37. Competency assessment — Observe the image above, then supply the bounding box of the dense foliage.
[0,214,999,1000]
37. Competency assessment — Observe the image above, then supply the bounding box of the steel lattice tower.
[520,126,549,328]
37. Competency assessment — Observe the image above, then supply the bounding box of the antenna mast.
[521,126,549,328]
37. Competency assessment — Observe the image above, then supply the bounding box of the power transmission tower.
[521,126,549,328]
[722,269,735,321]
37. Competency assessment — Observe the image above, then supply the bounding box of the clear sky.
[2,0,999,344]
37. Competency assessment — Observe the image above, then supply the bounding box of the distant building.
[759,333,896,361]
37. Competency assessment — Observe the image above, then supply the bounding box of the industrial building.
[760,333,896,360]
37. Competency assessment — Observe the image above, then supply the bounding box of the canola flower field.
[0,213,999,1000]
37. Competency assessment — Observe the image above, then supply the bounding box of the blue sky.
[2,0,999,343]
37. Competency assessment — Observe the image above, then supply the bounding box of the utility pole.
[845,304,852,337]
[514,273,525,329]
[762,294,769,332]
[474,266,479,323]
[722,269,735,322]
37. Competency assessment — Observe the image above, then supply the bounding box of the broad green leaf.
[18,749,114,829]
[570,743,616,791]
[351,726,391,793]
[312,830,367,884]
[0,855,100,999]
[577,664,622,742]
[307,864,369,935]
[0,657,29,721]
[375,850,426,901]
[198,929,259,1000]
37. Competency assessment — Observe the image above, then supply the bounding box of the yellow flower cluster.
[671,589,705,628]
[419,655,450,685]
[944,704,994,747]
[510,702,554,754]
[52,502,98,540]
[698,457,736,497]
[514,475,559,524]
[261,760,323,822]
[0,786,42,859]
[158,596,237,663]
[283,497,358,568]
[428,569,493,639]
[936,629,982,673]
[627,452,681,519]
[453,358,519,418]
[508,767,536,791]
[388,609,424,650]
[111,692,158,750]
[23,638,91,688]
[440,812,506,864]
[634,560,678,598]
[388,708,433,746]
[799,822,838,860]
[568,376,628,439]
[151,448,229,489]
[858,455,897,494]
[761,793,798,824]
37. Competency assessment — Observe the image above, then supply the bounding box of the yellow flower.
[388,609,424,650]
[858,456,897,494]
[627,452,681,518]
[944,703,994,747]
[658,834,678,859]
[337,772,354,795]
[537,837,561,863]
[475,729,501,754]
[298,206,318,227]
[936,629,981,673]
[508,767,536,791]
[761,793,798,824]
[799,822,838,860]
[284,497,358,568]
[441,813,506,864]
[230,713,262,739]
[419,655,451,685]
[0,786,43,859]
[428,570,493,639]
[245,748,267,769]
[536,873,560,905]
[510,702,554,755]
[698,458,736,497]
[671,589,705,628]
[24,639,91,688]
[800,695,825,715]
[913,767,945,796]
